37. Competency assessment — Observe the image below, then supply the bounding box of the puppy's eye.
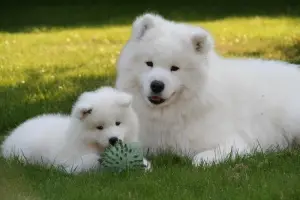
[145,61,153,67]
[170,65,180,72]
[115,121,121,126]
[97,126,104,130]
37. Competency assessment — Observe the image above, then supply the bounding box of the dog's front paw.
[192,150,219,167]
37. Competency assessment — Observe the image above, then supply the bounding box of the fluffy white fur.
[115,13,300,166]
[1,87,143,173]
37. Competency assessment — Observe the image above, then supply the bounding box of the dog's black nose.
[150,80,165,93]
[108,137,119,146]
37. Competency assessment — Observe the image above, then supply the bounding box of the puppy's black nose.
[109,137,119,146]
[150,80,165,93]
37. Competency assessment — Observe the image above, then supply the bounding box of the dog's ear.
[191,29,213,54]
[72,103,93,120]
[132,13,162,40]
[116,92,133,108]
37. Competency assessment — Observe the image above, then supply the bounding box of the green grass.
[1,5,300,200]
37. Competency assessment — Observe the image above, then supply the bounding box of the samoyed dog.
[1,87,150,173]
[115,13,300,166]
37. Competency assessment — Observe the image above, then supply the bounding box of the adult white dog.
[115,13,300,166]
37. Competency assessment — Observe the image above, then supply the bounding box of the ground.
[0,4,300,200]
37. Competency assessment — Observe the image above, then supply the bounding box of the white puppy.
[116,13,300,166]
[1,87,150,173]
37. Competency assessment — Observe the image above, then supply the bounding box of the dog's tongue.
[150,96,162,101]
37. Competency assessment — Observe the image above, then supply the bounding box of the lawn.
[1,4,300,200]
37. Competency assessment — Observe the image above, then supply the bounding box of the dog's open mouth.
[148,96,166,105]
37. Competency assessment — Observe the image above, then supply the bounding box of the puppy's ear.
[132,13,162,40]
[116,92,133,108]
[72,103,93,120]
[191,29,213,54]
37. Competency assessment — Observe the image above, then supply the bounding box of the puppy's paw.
[143,158,152,172]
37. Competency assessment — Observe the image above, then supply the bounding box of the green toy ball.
[99,141,146,172]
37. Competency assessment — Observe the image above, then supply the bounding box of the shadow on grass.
[0,67,116,135]
[275,41,300,64]
[242,41,300,64]
[220,39,300,64]
[0,2,300,33]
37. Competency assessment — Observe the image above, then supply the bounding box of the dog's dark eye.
[115,121,121,126]
[145,61,153,67]
[170,66,180,72]
[97,125,104,130]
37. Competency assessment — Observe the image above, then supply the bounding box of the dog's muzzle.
[148,80,166,105]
